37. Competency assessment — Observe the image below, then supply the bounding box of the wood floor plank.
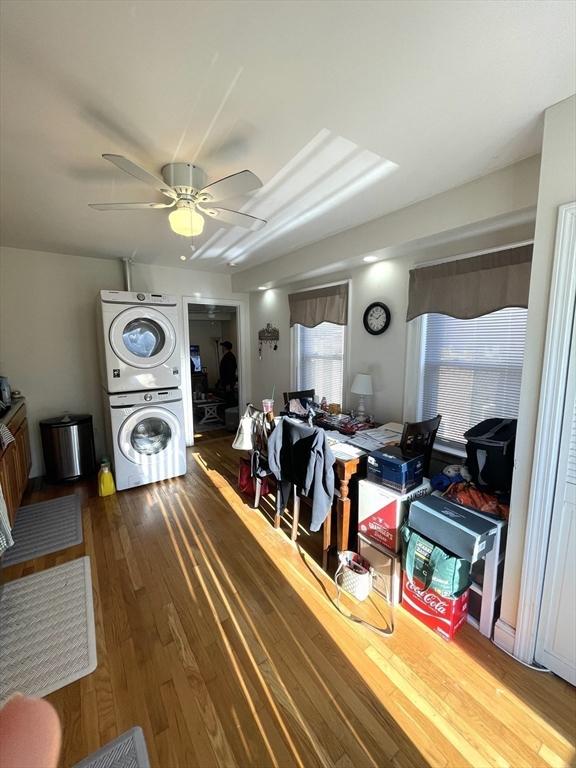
[2,433,574,768]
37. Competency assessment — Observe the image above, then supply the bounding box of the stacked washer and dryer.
[98,290,187,491]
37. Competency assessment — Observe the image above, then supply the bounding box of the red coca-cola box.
[358,478,431,552]
[401,573,469,641]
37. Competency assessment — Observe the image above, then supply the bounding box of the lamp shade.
[169,205,205,237]
[351,373,373,396]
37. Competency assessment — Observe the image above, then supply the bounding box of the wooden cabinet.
[0,401,31,525]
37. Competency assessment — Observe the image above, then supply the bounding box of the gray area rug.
[2,494,83,567]
[73,727,151,768]
[0,556,97,699]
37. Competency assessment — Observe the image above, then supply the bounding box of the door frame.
[181,296,249,446]
[514,202,576,663]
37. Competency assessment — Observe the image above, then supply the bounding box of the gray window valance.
[406,244,533,321]
[289,283,349,328]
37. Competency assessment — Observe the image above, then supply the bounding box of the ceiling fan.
[89,154,267,237]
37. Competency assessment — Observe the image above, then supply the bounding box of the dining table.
[320,420,405,569]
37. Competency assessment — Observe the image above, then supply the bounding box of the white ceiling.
[0,0,574,272]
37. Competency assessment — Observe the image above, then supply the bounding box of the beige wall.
[249,221,535,418]
[0,247,123,475]
[187,319,223,388]
[234,155,540,293]
[499,95,576,634]
[0,246,245,476]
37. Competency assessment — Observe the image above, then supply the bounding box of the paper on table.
[347,429,401,451]
[362,426,402,439]
[346,433,385,451]
[382,422,404,434]
[324,430,352,445]
[331,442,366,459]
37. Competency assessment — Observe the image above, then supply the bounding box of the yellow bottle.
[98,459,116,497]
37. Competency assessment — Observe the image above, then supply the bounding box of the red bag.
[237,458,270,497]
[238,458,255,495]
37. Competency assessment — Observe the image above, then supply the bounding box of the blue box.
[367,447,423,493]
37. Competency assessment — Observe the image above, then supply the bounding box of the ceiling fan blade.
[199,205,267,231]
[102,154,177,200]
[89,201,174,210]
[199,170,262,202]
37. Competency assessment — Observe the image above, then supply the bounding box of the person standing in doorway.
[219,341,238,404]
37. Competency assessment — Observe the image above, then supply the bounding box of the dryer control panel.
[101,289,177,306]
[109,389,182,407]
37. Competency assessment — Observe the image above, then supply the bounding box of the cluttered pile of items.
[352,418,514,641]
[235,390,514,642]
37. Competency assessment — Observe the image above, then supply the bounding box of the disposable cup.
[262,399,274,413]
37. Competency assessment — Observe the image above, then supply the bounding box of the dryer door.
[118,406,181,465]
[109,307,177,369]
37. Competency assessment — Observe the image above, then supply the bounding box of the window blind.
[419,307,527,450]
[295,322,345,404]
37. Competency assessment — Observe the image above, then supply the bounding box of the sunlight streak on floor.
[188,440,576,766]
[160,495,287,768]
[173,493,321,768]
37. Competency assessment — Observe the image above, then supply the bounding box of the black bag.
[464,418,517,496]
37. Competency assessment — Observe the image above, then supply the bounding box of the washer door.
[118,406,181,465]
[109,307,176,369]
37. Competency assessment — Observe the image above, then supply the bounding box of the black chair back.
[282,389,316,407]
[400,415,442,477]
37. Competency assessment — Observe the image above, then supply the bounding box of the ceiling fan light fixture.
[169,204,205,237]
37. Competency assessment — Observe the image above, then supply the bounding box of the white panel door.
[535,311,576,684]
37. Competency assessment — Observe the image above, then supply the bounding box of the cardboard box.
[367,446,423,493]
[408,495,497,563]
[358,478,431,552]
[357,534,402,604]
[402,573,469,641]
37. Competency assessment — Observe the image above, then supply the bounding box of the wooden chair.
[254,413,332,569]
[273,485,333,570]
[400,415,442,477]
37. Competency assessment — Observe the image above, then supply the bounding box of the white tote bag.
[232,407,256,451]
[333,550,394,637]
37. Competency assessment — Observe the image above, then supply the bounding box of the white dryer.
[99,290,181,392]
[106,388,187,490]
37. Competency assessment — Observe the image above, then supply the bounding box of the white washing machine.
[99,290,181,393]
[106,389,187,490]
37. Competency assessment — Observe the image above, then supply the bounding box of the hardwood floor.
[2,435,575,768]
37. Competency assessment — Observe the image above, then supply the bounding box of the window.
[294,322,345,405]
[417,307,528,450]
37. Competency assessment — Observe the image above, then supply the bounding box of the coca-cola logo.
[406,580,447,614]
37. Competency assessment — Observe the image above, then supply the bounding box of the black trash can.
[40,414,96,482]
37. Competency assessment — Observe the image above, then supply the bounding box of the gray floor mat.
[0,556,97,699]
[2,494,82,567]
[73,727,151,768]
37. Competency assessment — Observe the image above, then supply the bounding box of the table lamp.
[351,373,373,419]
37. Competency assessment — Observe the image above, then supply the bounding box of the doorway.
[182,300,243,444]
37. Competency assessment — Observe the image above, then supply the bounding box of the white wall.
[249,221,535,417]
[0,246,247,476]
[498,95,576,637]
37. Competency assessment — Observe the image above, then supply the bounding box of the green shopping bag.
[401,524,471,598]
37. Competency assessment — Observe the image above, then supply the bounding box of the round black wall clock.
[363,302,391,335]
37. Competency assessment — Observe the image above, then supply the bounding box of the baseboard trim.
[493,619,516,654]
